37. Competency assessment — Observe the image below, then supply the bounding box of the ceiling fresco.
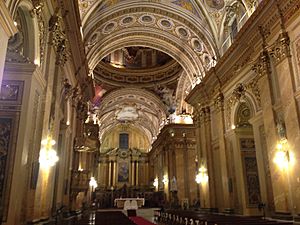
[77,0,260,146]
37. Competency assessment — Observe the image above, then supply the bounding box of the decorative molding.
[48,15,69,66]
[269,32,291,65]
[0,1,17,37]
[94,60,182,87]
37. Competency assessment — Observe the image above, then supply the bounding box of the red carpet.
[129,216,156,225]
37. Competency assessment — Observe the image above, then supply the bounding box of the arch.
[87,30,202,82]
[219,0,249,53]
[83,3,218,80]
[231,94,256,128]
[98,88,168,143]
[9,0,40,63]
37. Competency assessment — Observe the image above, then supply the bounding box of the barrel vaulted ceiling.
[77,0,259,147]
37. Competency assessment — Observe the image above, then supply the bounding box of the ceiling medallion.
[175,26,190,39]
[191,38,203,52]
[102,21,117,34]
[158,18,174,30]
[138,14,156,25]
[120,16,136,27]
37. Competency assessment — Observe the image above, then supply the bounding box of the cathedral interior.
[1,0,300,224]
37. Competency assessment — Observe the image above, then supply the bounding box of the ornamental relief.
[85,12,212,58]
[94,61,182,86]
[88,36,201,78]
[292,37,300,85]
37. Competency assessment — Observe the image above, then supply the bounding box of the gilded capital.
[269,32,291,65]
[214,92,224,112]
[252,50,270,78]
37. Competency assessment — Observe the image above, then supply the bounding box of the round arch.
[87,30,203,82]
[98,87,168,143]
[9,0,40,63]
[83,2,219,80]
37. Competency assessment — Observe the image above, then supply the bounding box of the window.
[119,133,129,149]
[230,18,238,41]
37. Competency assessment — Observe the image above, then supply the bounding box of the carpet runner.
[129,216,156,225]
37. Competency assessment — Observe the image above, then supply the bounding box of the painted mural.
[118,161,129,182]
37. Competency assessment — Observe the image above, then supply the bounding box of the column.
[182,134,190,201]
[108,161,112,187]
[136,160,139,186]
[204,106,214,208]
[131,160,135,186]
[112,160,116,187]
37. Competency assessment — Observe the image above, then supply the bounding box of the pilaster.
[252,47,289,213]
[270,31,300,214]
[213,92,231,210]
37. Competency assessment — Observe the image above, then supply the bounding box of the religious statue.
[276,119,286,140]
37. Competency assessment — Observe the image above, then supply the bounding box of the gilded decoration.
[86,11,210,61]
[48,15,69,66]
[214,92,224,112]
[269,32,291,65]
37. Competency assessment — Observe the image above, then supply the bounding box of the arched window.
[119,133,129,149]
[221,1,248,54]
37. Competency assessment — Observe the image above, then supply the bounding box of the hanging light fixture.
[39,135,59,168]
[195,166,209,184]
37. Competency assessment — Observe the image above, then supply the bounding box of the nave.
[63,210,156,225]
[61,209,296,225]
[1,0,300,224]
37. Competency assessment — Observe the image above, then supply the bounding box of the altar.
[114,198,145,209]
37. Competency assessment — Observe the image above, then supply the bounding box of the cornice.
[186,0,300,106]
[149,123,196,155]
[94,60,182,87]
